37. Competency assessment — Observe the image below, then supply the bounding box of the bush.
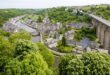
[36,43,54,68]
[57,35,73,53]
[9,30,31,43]
[81,52,110,75]
[0,36,14,72]
[74,27,96,41]
[59,55,84,75]
[4,52,53,75]
[57,46,73,53]
[0,29,10,37]
[14,39,38,57]
[58,51,110,75]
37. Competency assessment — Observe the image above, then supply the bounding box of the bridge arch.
[89,14,110,54]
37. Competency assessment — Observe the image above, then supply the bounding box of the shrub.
[9,30,31,43]
[74,27,96,41]
[0,29,10,37]
[81,52,110,75]
[57,46,73,53]
[0,36,14,71]
[4,52,53,75]
[36,43,54,68]
[59,51,110,75]
[59,55,84,75]
[14,39,38,57]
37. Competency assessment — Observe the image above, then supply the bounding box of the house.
[65,30,74,40]
[3,22,21,32]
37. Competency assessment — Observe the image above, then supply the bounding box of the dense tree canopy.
[4,52,53,75]
[81,52,110,75]
[74,27,96,41]
[0,36,14,72]
[48,7,90,25]
[36,43,54,67]
[9,30,31,43]
[0,30,54,75]
[59,55,84,75]
[82,5,110,21]
[59,52,110,75]
[14,39,38,57]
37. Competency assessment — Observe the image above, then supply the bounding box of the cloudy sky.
[0,0,110,9]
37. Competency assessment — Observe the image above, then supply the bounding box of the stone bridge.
[89,14,110,54]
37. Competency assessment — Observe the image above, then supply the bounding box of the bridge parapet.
[89,14,110,27]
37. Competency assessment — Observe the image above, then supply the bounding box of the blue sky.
[0,0,109,8]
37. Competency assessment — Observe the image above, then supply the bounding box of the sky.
[0,0,110,9]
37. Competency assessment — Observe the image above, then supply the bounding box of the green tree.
[82,52,110,75]
[4,52,53,75]
[62,35,66,46]
[9,30,31,43]
[59,55,84,75]
[14,39,38,57]
[37,15,42,22]
[0,36,14,72]
[59,52,110,75]
[36,43,54,67]
[0,29,10,37]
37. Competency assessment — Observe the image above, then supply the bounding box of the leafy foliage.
[36,43,54,67]
[0,29,10,37]
[4,52,53,75]
[0,36,14,72]
[57,45,73,53]
[37,15,43,22]
[0,9,36,27]
[0,38,53,75]
[82,5,110,21]
[59,52,110,75]
[57,36,73,53]
[14,39,38,57]
[59,55,84,75]
[48,7,90,25]
[82,52,110,75]
[9,30,31,43]
[74,27,96,41]
[0,30,54,74]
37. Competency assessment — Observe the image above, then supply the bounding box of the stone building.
[3,22,20,32]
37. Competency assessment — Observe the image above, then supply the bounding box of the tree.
[62,35,66,46]
[37,15,42,22]
[59,55,84,75]
[58,52,110,75]
[36,43,54,67]
[4,52,53,75]
[81,52,110,75]
[14,39,38,57]
[9,30,31,43]
[0,29,10,37]
[0,36,14,72]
